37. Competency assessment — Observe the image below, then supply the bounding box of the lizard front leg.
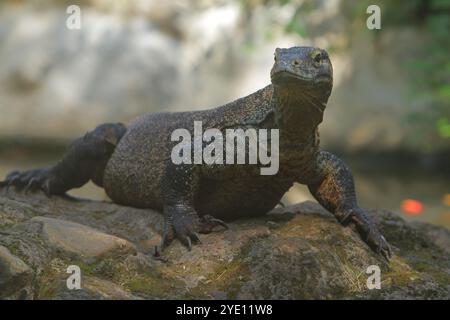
[302,150,392,261]
[160,162,227,251]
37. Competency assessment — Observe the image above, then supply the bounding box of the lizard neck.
[271,84,330,142]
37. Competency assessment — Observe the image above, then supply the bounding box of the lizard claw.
[161,222,175,250]
[376,235,392,261]
[349,208,393,262]
[24,177,40,194]
[160,203,228,252]
[364,226,392,262]
[153,246,169,262]
[185,236,192,251]
[7,176,21,189]
[199,214,229,234]
[1,170,19,189]
[161,211,201,251]
[43,180,51,197]
[1,167,60,196]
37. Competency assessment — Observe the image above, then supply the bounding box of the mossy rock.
[0,190,449,299]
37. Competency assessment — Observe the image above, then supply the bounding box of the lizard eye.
[314,53,322,64]
[274,55,277,62]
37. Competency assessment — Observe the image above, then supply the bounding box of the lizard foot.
[162,212,201,251]
[348,208,392,262]
[153,246,169,263]
[198,214,229,234]
[0,168,59,196]
[160,211,228,252]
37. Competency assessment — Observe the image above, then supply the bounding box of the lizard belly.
[195,172,294,220]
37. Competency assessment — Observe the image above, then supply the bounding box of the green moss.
[186,245,253,299]
[275,214,337,239]
[407,253,450,286]
[217,259,250,299]
[35,262,65,300]
[125,274,178,298]
[5,242,20,256]
[35,256,117,298]
[36,277,60,300]
[383,256,421,287]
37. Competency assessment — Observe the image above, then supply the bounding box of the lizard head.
[270,46,333,128]
[270,46,333,91]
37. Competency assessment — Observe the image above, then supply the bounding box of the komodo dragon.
[0,46,392,260]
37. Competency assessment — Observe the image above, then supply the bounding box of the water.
[1,155,449,230]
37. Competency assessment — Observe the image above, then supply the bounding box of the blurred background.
[0,0,448,228]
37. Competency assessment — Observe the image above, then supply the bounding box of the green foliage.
[336,0,450,143]
[437,117,450,138]
[376,0,450,140]
[241,0,317,37]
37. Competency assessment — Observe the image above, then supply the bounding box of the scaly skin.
[0,47,391,260]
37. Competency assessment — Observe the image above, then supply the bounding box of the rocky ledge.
[0,190,449,300]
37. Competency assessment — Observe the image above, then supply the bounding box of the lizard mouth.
[314,72,332,84]
[271,70,331,85]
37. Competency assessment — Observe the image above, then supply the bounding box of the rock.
[78,276,142,300]
[0,245,33,299]
[411,222,450,255]
[0,190,449,299]
[31,216,136,260]
[42,276,141,300]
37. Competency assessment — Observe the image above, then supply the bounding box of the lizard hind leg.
[0,123,127,196]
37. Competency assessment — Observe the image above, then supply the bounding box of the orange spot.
[442,194,450,207]
[401,199,424,216]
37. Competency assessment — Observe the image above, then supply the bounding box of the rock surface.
[31,216,136,260]
[0,245,33,299]
[0,189,449,300]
